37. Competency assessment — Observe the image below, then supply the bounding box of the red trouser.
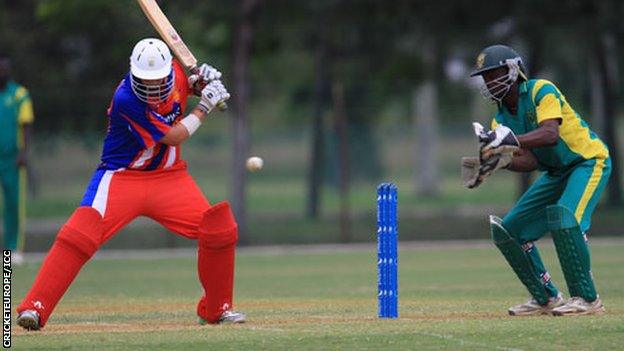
[18,161,238,326]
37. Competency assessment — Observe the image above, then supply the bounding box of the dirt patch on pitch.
[12,322,206,336]
[56,301,195,314]
[12,300,506,336]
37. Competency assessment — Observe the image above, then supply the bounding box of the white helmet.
[129,38,174,104]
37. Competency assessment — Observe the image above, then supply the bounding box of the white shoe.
[199,310,246,325]
[218,310,246,324]
[17,310,40,331]
[508,293,565,316]
[552,297,605,316]
[12,252,24,266]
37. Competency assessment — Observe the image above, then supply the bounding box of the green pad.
[490,215,550,305]
[546,205,597,301]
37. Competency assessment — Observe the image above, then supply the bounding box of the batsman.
[16,38,245,330]
[463,45,610,316]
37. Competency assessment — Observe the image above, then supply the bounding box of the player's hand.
[16,152,27,167]
[197,80,230,114]
[479,152,512,175]
[480,125,520,159]
[461,156,482,188]
[189,64,222,85]
[462,150,513,189]
[189,64,222,95]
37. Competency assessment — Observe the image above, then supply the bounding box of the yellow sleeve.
[536,94,562,124]
[15,87,34,125]
[18,99,34,125]
[531,80,563,124]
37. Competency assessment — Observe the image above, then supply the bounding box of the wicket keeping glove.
[461,156,482,188]
[461,153,513,189]
[474,123,520,159]
[197,80,230,114]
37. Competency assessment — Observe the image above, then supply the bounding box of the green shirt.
[491,79,609,174]
[0,80,34,158]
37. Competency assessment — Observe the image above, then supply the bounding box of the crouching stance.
[464,45,610,316]
[16,38,244,330]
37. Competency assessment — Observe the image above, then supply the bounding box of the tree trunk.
[595,32,622,206]
[331,82,351,242]
[413,37,441,197]
[413,82,439,196]
[230,0,259,242]
[589,55,605,136]
[306,24,328,220]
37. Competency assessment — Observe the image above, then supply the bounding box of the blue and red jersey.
[98,60,191,171]
[80,60,191,212]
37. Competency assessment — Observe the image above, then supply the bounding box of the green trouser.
[0,156,24,251]
[497,158,610,302]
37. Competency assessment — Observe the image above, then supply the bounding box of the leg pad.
[491,215,550,305]
[56,207,102,259]
[547,205,597,301]
[198,202,238,249]
[196,202,238,323]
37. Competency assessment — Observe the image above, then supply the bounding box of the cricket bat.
[136,0,227,111]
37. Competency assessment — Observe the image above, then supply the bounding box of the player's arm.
[479,118,559,159]
[16,90,34,167]
[506,148,538,172]
[17,123,33,167]
[160,80,230,146]
[516,119,560,148]
[160,107,207,146]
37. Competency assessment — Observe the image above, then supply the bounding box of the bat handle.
[216,101,228,111]
[190,66,228,112]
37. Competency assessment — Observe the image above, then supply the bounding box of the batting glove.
[197,80,230,114]
[189,63,222,86]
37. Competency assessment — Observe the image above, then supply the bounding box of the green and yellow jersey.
[0,80,34,159]
[491,79,609,174]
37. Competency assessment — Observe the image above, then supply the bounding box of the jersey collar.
[518,80,529,95]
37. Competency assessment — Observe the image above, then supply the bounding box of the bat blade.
[136,0,227,110]
[136,0,197,70]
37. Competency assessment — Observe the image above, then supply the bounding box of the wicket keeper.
[464,45,610,316]
[16,38,245,330]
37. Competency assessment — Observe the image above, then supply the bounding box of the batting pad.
[547,205,597,301]
[196,202,238,323]
[490,215,550,305]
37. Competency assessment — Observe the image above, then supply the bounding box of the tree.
[230,0,261,242]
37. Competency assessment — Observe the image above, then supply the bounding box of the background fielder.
[464,45,610,316]
[0,52,34,265]
[16,38,244,330]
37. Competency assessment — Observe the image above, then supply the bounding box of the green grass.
[11,241,624,350]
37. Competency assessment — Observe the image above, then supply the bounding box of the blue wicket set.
[377,182,398,318]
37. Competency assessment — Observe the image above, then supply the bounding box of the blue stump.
[377,182,398,318]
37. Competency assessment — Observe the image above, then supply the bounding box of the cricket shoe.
[17,309,40,331]
[508,292,565,316]
[551,296,605,316]
[199,310,246,325]
[12,252,24,266]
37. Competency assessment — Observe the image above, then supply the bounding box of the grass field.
[11,240,624,350]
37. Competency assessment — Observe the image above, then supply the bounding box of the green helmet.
[469,44,527,79]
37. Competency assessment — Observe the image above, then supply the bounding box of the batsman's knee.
[490,215,517,243]
[198,202,238,249]
[56,207,103,259]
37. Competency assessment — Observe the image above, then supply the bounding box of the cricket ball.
[246,156,264,172]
